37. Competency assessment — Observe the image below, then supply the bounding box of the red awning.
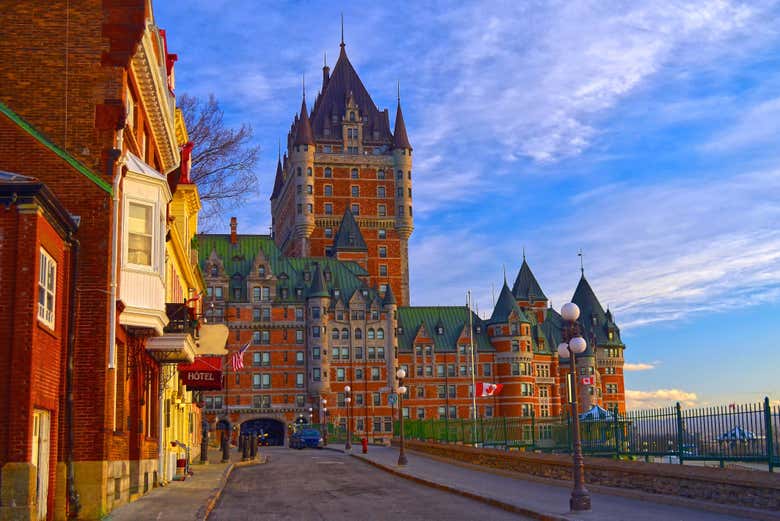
[178,356,223,390]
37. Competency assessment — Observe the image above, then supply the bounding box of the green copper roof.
[333,208,367,251]
[307,262,329,298]
[382,281,397,306]
[0,100,112,195]
[512,258,547,301]
[487,282,530,325]
[397,306,492,353]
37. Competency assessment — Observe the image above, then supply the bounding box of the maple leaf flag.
[476,382,504,397]
[581,376,595,385]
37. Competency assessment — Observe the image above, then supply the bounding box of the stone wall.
[404,440,780,511]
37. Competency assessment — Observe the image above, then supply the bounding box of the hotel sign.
[178,356,223,390]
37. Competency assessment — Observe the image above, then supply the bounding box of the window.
[355,368,363,381]
[252,352,261,366]
[313,368,321,381]
[297,351,305,364]
[437,364,445,377]
[252,331,261,344]
[604,367,616,375]
[398,205,404,217]
[511,363,520,376]
[378,204,386,216]
[378,229,386,239]
[447,364,456,377]
[425,365,433,377]
[521,383,534,396]
[384,417,393,432]
[373,393,381,406]
[307,203,313,214]
[459,365,467,376]
[538,386,550,397]
[324,167,332,178]
[483,364,491,376]
[253,308,261,321]
[367,328,375,340]
[296,330,304,343]
[351,185,359,197]
[485,406,494,418]
[351,168,359,179]
[437,385,446,398]
[252,374,261,389]
[354,347,363,359]
[127,202,153,266]
[38,249,56,327]
[324,183,333,196]
[296,307,304,320]
[260,330,270,344]
[354,328,362,340]
[379,264,388,277]
[606,384,618,394]
[522,404,533,417]
[511,340,519,351]
[331,328,339,339]
[377,186,385,197]
[262,286,270,300]
[371,367,380,380]
[379,246,387,258]
[337,368,345,381]
[540,405,550,417]
[351,204,359,215]
[341,328,349,339]
[262,374,271,389]
[325,203,333,215]
[307,167,312,177]
[520,362,532,376]
[312,326,320,338]
[258,265,266,277]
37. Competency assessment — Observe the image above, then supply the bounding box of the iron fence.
[397,397,779,471]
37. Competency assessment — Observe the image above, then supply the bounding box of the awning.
[178,356,223,390]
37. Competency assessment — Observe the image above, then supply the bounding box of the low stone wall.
[403,440,780,511]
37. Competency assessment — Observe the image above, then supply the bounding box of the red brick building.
[0,172,78,521]
[200,38,626,445]
[0,2,196,518]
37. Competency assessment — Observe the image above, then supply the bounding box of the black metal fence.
[399,397,780,471]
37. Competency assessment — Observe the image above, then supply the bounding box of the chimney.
[230,217,237,244]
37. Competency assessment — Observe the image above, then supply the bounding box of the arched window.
[355,328,363,340]
[332,328,339,339]
[307,167,312,176]
[377,169,385,179]
[350,111,356,121]
[377,328,385,340]
[341,328,349,339]
[367,328,375,340]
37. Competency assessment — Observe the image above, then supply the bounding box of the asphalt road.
[209,447,530,521]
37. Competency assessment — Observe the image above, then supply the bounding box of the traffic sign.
[388,393,398,405]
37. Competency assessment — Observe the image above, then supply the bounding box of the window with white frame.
[127,202,153,266]
[38,249,56,328]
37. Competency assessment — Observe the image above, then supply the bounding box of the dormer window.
[258,265,266,277]
[361,289,368,297]
[436,327,444,335]
[210,265,218,277]
[304,271,311,282]
[295,288,303,297]
[397,326,404,335]
[475,325,482,334]
[350,111,356,121]
[334,289,340,298]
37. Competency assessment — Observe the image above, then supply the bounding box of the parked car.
[290,428,324,449]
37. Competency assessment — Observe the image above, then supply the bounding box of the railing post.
[614,405,620,459]
[765,397,774,473]
[675,402,685,465]
[503,417,509,450]
[531,409,536,448]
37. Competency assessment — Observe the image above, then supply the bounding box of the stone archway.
[240,418,286,446]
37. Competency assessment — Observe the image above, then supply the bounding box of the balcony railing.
[163,303,198,336]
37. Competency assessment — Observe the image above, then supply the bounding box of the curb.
[351,454,568,521]
[199,457,267,521]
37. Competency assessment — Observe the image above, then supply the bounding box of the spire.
[382,282,396,306]
[307,263,329,298]
[578,248,584,275]
[333,208,367,251]
[512,256,547,301]
[488,281,528,325]
[293,91,315,146]
[270,141,284,200]
[340,12,345,50]
[392,90,412,150]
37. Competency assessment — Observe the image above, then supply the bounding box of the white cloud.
[704,96,780,152]
[624,362,656,372]
[626,388,699,409]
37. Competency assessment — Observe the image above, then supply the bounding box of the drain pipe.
[108,145,123,371]
[66,232,81,518]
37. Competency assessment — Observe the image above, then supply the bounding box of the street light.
[321,397,329,446]
[395,368,408,466]
[344,385,352,451]
[557,302,592,512]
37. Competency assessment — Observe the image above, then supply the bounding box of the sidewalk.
[106,448,265,521]
[353,447,779,521]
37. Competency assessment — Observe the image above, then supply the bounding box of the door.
[32,409,50,520]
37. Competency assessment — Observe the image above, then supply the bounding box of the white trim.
[37,248,56,329]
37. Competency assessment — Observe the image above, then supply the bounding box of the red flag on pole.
[476,382,504,397]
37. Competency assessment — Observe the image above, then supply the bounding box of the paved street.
[208,447,530,521]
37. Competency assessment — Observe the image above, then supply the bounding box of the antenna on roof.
[578,249,584,275]
[340,12,345,48]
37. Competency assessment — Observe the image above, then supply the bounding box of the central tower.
[271,35,414,305]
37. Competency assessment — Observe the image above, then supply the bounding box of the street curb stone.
[351,454,568,521]
[200,456,267,520]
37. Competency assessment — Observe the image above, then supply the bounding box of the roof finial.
[503,264,507,285]
[397,80,401,104]
[278,139,281,161]
[522,246,526,261]
[578,248,584,275]
[324,51,327,67]
[340,13,345,48]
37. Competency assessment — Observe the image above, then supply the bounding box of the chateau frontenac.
[199,38,626,442]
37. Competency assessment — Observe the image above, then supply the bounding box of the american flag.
[231,342,250,371]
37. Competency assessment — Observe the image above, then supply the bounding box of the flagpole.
[467,291,478,445]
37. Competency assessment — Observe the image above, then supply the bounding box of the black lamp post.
[345,385,352,451]
[395,368,408,466]
[557,302,591,512]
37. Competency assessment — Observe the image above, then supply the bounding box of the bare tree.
[178,93,259,230]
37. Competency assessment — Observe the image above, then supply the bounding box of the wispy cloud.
[624,362,657,372]
[626,388,699,409]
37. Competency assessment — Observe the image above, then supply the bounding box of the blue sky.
[156,1,780,409]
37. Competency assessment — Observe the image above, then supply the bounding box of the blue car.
[290,428,324,449]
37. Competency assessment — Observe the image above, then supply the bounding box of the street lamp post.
[557,302,592,512]
[395,368,408,466]
[344,385,352,451]
[321,397,329,446]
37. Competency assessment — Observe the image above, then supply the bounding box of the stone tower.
[271,35,414,305]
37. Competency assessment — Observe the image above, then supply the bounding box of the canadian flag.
[581,376,595,385]
[476,382,504,397]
